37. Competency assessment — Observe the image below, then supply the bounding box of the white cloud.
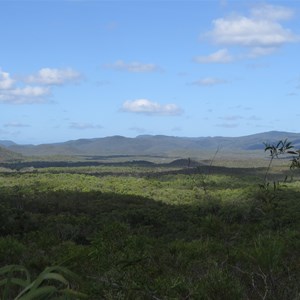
[204,4,299,58]
[122,99,183,116]
[249,46,278,57]
[250,4,294,21]
[26,68,81,85]
[0,69,15,89]
[208,16,297,47]
[191,77,227,86]
[9,86,50,97]
[0,67,80,104]
[0,86,50,104]
[194,48,233,63]
[105,60,162,73]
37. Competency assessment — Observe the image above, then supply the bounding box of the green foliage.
[196,267,244,300]
[0,154,299,299]
[0,265,87,300]
[264,139,296,158]
[262,139,300,190]
[0,238,26,265]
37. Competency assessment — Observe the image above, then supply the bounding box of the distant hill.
[0,146,23,162]
[0,140,17,147]
[3,131,300,157]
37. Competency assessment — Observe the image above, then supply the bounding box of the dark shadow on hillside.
[0,159,266,177]
[0,158,260,173]
[4,156,299,183]
[0,188,204,242]
[0,160,157,170]
[1,184,299,244]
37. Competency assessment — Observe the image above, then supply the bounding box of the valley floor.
[0,157,299,299]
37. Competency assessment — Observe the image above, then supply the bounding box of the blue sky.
[1,0,300,144]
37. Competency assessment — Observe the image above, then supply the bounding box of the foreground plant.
[262,139,298,190]
[0,265,87,300]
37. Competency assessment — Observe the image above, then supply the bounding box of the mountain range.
[1,131,300,158]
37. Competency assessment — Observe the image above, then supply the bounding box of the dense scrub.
[0,162,299,299]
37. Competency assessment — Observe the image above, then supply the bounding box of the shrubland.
[0,145,299,299]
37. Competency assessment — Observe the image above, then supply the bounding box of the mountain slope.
[5,131,300,157]
[0,146,23,162]
[0,140,17,147]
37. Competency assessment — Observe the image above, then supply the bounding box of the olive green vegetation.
[0,153,299,299]
[0,147,22,163]
[0,264,87,300]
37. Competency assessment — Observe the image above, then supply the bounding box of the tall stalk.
[263,139,297,189]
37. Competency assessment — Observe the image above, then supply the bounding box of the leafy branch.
[262,139,299,190]
[0,265,87,300]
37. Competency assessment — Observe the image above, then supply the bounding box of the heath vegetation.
[0,141,299,299]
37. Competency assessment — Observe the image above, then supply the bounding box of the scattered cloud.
[122,99,183,116]
[69,122,103,130]
[0,69,15,89]
[191,77,227,86]
[194,48,233,63]
[0,67,81,104]
[4,122,30,128]
[9,86,50,97]
[250,4,294,21]
[248,47,277,58]
[204,4,299,58]
[26,68,81,85]
[0,85,50,104]
[207,15,297,47]
[105,60,162,73]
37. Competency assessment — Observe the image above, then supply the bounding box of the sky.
[0,0,300,144]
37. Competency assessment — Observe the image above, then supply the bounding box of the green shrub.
[0,265,87,300]
[0,237,25,265]
[196,267,244,300]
